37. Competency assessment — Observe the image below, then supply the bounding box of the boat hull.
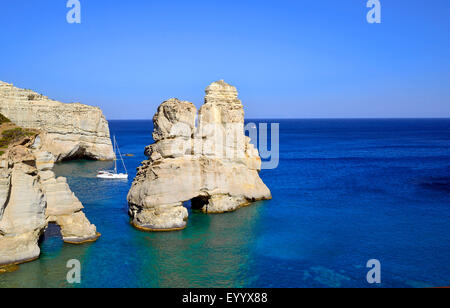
[96,173,128,179]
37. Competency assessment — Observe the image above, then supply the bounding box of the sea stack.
[0,81,114,162]
[0,118,99,266]
[127,80,271,231]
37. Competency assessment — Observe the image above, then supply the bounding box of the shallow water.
[1,119,449,288]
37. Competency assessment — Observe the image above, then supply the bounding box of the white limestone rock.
[0,139,99,266]
[0,81,114,162]
[0,162,46,266]
[128,81,271,231]
[152,98,197,141]
[54,212,98,244]
[0,171,10,220]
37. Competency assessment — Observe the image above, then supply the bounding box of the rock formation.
[0,128,99,267]
[0,81,114,162]
[127,81,271,231]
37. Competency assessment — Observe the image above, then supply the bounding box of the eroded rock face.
[0,161,46,266]
[0,137,98,266]
[127,81,271,231]
[0,81,114,162]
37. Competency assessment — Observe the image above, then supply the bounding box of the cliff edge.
[0,81,114,162]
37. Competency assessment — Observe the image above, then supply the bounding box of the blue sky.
[1,0,449,119]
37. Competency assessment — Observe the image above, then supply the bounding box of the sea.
[0,119,449,288]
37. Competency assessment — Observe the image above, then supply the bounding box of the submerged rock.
[127,81,271,231]
[0,264,19,274]
[0,81,114,162]
[0,133,99,267]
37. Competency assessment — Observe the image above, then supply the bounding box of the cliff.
[0,119,99,267]
[0,81,114,162]
[127,81,271,231]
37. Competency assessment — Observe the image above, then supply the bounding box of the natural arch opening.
[190,196,211,211]
[38,222,63,245]
[61,147,96,161]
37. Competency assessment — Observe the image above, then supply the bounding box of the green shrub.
[0,113,10,124]
[0,128,35,148]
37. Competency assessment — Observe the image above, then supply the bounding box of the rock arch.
[0,143,99,266]
[127,81,272,231]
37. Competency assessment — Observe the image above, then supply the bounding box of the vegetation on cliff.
[0,114,36,155]
[0,113,10,125]
[0,128,35,147]
[0,82,115,162]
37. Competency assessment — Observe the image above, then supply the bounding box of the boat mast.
[114,136,118,174]
[116,137,128,175]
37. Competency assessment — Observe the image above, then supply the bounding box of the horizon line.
[107,117,450,121]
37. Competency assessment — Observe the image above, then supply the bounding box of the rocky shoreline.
[0,80,272,269]
[0,125,100,267]
[0,80,108,268]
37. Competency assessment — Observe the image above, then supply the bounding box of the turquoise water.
[1,119,449,288]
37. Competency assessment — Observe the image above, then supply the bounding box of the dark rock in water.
[421,177,450,192]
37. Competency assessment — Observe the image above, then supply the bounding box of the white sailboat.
[97,136,128,179]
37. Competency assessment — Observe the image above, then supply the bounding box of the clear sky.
[1,0,449,119]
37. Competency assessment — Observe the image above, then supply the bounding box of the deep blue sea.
[1,119,449,288]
